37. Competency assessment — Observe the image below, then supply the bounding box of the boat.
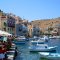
[39,52,60,60]
[40,35,49,42]
[6,51,16,60]
[15,36,26,40]
[30,37,46,45]
[49,36,60,39]
[14,40,26,44]
[6,45,18,60]
[29,44,57,52]
[15,36,26,44]
[11,43,16,48]
[30,40,45,45]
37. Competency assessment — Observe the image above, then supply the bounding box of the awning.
[0,30,12,36]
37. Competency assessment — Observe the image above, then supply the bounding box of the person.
[6,36,12,50]
[0,53,5,60]
[2,41,7,52]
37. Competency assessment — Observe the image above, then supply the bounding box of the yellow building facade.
[0,16,7,31]
[28,23,33,37]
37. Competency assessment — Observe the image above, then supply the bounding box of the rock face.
[31,17,60,32]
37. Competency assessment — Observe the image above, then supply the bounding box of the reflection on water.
[40,58,48,60]
[15,38,60,60]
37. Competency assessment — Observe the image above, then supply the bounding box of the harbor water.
[15,38,60,60]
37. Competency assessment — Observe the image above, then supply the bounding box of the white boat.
[6,51,15,60]
[39,52,60,60]
[16,36,26,40]
[14,36,26,44]
[40,36,49,42]
[29,44,57,52]
[30,37,45,45]
[11,43,16,47]
[49,36,60,39]
[14,40,26,44]
[30,40,45,45]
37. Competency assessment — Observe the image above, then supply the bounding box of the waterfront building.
[7,16,15,35]
[32,26,40,37]
[27,23,41,37]
[0,10,7,31]
[27,23,33,37]
[51,24,60,36]
[15,23,28,37]
[15,16,23,24]
[44,23,60,36]
[0,11,16,35]
[15,17,28,37]
[0,10,3,16]
[0,15,7,31]
[0,10,28,36]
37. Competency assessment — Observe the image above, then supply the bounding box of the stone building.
[15,23,28,37]
[7,16,16,35]
[32,26,40,37]
[27,23,33,37]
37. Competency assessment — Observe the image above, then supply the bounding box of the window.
[19,28,22,31]
[23,30,26,33]
[3,28,6,31]
[4,22,7,26]
[8,28,9,30]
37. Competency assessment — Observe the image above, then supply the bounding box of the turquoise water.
[15,38,60,60]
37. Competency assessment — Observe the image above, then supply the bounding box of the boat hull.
[29,46,57,52]
[40,52,60,60]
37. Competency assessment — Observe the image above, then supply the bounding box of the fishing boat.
[39,52,60,60]
[29,44,57,52]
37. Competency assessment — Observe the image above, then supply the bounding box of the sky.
[0,0,60,21]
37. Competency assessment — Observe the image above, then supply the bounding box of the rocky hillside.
[31,17,60,32]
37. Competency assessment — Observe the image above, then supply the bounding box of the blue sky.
[0,0,60,21]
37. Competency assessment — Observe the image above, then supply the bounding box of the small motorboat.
[49,36,60,39]
[39,52,60,60]
[15,36,26,44]
[40,35,49,42]
[16,36,26,40]
[30,40,45,45]
[6,51,15,60]
[29,44,57,52]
